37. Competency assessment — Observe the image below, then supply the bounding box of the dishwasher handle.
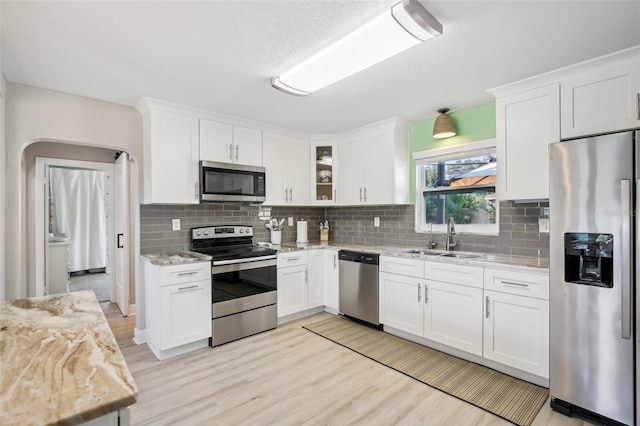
[338,250,379,265]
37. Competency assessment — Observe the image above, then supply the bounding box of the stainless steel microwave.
[200,161,266,203]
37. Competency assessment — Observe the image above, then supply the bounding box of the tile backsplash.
[141,201,549,257]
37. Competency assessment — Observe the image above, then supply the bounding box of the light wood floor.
[102,303,593,426]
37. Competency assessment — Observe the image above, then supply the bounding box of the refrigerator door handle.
[620,179,632,340]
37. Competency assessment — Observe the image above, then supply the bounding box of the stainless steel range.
[190,225,278,347]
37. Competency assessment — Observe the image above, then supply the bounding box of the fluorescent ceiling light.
[272,0,443,96]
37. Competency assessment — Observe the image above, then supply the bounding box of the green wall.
[409,102,496,203]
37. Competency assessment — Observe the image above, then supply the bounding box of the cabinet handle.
[117,233,124,248]
[359,187,363,202]
[502,280,529,287]
[333,189,337,202]
[287,257,300,262]
[290,188,293,203]
[418,283,421,302]
[486,296,490,318]
[228,144,233,160]
[235,145,239,161]
[637,93,640,120]
[177,271,199,277]
[195,182,199,200]
[364,187,367,202]
[425,285,428,304]
[178,285,199,291]
[334,254,337,268]
[305,269,308,283]
[284,188,289,202]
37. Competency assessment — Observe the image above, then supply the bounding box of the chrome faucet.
[445,217,458,251]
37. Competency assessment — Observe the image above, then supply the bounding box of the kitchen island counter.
[0,290,138,426]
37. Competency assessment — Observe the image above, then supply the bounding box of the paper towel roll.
[296,220,308,243]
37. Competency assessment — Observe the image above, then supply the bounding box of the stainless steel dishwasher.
[338,250,380,327]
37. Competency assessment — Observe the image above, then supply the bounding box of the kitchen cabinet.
[379,271,424,336]
[324,249,339,313]
[483,267,549,378]
[307,249,325,309]
[338,118,410,205]
[277,251,309,317]
[310,137,338,205]
[494,84,560,200]
[144,260,212,360]
[199,120,263,166]
[561,47,640,139]
[423,261,484,356]
[137,99,200,204]
[379,256,425,336]
[263,133,310,205]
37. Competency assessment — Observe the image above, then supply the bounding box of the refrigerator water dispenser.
[564,233,613,288]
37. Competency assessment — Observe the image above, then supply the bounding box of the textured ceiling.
[2,1,639,133]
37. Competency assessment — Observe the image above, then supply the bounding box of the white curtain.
[50,167,108,272]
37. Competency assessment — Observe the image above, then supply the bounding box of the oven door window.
[212,265,277,303]
[203,169,256,196]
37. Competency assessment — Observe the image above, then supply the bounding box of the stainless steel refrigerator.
[549,130,638,425]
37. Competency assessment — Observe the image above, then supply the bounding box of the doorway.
[35,155,131,316]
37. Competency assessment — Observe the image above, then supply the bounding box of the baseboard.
[133,327,146,345]
[277,306,325,325]
[128,304,136,315]
[324,306,339,315]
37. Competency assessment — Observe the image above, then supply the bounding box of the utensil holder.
[320,229,329,241]
[271,230,282,245]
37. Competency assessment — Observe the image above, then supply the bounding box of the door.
[484,290,549,377]
[286,137,310,205]
[233,126,263,166]
[307,250,324,309]
[549,133,634,425]
[262,133,286,204]
[199,119,234,163]
[324,250,339,311]
[423,280,483,356]
[337,135,363,205]
[114,152,130,316]
[277,265,307,317]
[379,272,423,336]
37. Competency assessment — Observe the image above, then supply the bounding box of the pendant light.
[433,108,456,139]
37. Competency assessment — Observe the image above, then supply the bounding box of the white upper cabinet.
[310,136,338,205]
[338,118,410,205]
[495,84,560,200]
[263,133,310,205]
[199,119,263,166]
[137,99,200,204]
[561,48,640,139]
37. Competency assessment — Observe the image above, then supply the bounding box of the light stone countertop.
[266,241,549,272]
[0,291,138,426]
[141,250,212,265]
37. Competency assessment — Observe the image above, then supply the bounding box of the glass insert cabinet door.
[312,141,337,204]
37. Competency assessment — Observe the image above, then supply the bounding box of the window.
[414,139,498,235]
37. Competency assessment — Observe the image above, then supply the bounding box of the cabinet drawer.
[425,261,483,289]
[277,251,308,268]
[160,262,210,286]
[484,268,549,300]
[380,256,424,278]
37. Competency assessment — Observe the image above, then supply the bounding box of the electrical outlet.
[288,217,294,226]
[374,217,380,227]
[538,218,549,233]
[172,218,181,231]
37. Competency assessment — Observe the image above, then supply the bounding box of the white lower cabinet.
[144,260,212,360]
[483,267,550,378]
[323,249,340,312]
[424,280,483,356]
[307,250,325,309]
[379,271,423,336]
[379,255,549,380]
[277,252,310,317]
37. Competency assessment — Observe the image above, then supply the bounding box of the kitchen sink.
[438,253,483,259]
[402,249,441,255]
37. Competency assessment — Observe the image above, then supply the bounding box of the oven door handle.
[212,254,277,266]
[212,257,277,274]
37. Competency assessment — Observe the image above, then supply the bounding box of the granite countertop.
[141,250,212,265]
[0,291,138,426]
[266,241,549,271]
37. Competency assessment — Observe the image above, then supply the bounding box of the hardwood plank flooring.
[102,303,592,425]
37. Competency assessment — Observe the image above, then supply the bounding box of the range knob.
[204,231,209,236]
[239,228,245,234]
[195,231,202,236]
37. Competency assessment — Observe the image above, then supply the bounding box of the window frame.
[413,139,499,235]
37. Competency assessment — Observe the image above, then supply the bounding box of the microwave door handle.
[620,179,631,339]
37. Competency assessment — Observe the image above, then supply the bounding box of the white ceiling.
[2,1,639,134]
